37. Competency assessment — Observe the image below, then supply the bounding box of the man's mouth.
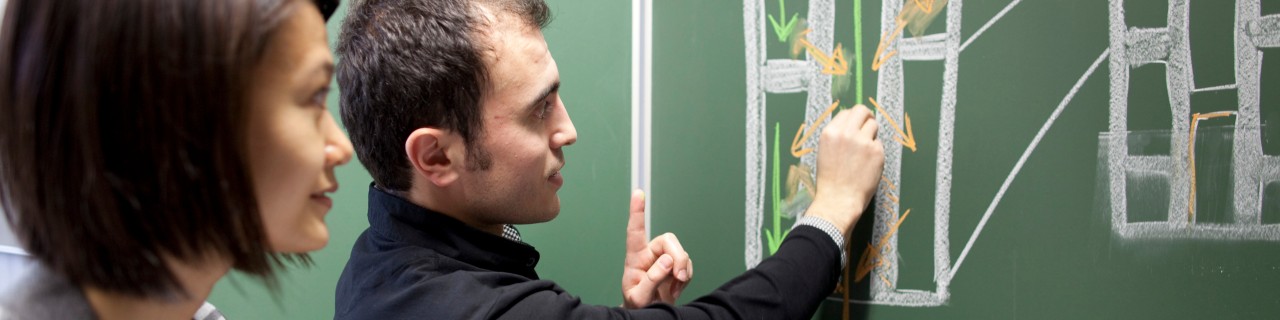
[549,165,564,187]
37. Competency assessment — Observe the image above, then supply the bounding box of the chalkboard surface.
[649,0,1280,319]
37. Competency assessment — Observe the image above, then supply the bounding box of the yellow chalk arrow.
[868,97,917,152]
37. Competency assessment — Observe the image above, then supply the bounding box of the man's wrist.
[803,198,860,237]
[793,216,848,268]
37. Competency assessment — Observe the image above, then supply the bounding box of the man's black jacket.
[335,186,842,320]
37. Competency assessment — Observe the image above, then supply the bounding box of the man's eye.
[537,100,553,119]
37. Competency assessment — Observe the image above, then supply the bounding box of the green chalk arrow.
[767,0,800,43]
[766,122,789,255]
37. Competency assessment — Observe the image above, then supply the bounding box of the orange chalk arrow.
[914,0,935,13]
[879,176,901,204]
[854,208,911,282]
[880,175,898,191]
[789,100,842,157]
[793,29,850,75]
[872,0,950,71]
[871,17,907,71]
[868,97,917,152]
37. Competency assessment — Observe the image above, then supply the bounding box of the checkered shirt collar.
[501,224,523,243]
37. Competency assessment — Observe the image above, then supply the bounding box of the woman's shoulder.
[0,264,95,320]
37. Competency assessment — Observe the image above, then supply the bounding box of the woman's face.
[246,3,353,253]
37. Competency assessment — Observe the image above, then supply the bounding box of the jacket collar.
[365,184,541,279]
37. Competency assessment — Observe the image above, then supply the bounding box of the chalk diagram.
[1106,0,1280,241]
[742,0,1280,307]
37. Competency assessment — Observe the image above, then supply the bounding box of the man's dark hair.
[337,0,550,191]
[0,0,338,298]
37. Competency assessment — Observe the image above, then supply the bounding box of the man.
[334,0,884,319]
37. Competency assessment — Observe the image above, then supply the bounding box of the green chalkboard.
[208,0,634,317]
[650,0,1280,319]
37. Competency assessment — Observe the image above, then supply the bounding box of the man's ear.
[405,128,463,187]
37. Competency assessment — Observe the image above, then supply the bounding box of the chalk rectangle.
[898,33,947,61]
[762,59,811,93]
[1126,170,1171,223]
[1125,27,1171,67]
[1115,221,1280,241]
[1265,155,1280,182]
[1247,14,1280,48]
[1263,181,1280,225]
[1124,155,1174,173]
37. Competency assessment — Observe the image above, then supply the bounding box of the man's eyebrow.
[525,80,560,111]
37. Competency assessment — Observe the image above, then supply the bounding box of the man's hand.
[806,104,885,236]
[621,190,693,308]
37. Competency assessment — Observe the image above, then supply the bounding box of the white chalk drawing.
[1104,0,1280,241]
[747,0,1274,307]
[743,0,980,307]
[857,0,961,307]
[744,0,1278,308]
[742,0,838,275]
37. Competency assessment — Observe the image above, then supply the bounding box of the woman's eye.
[311,87,330,107]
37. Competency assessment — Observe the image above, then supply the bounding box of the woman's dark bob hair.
[0,0,338,297]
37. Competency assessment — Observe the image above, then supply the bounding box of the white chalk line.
[743,0,766,269]
[1192,83,1237,93]
[959,0,1022,53]
[947,49,1110,283]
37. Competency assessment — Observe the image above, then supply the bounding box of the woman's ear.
[405,128,462,187]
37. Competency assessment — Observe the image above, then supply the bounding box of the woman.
[0,0,352,318]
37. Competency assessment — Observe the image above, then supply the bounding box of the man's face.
[456,12,577,227]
